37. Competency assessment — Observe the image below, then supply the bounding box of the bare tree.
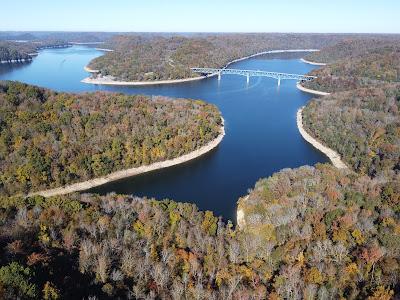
[227,274,242,300]
[229,240,240,264]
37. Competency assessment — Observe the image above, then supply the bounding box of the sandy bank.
[95,48,114,52]
[28,119,225,198]
[236,107,348,228]
[226,49,319,65]
[70,42,105,45]
[84,66,100,73]
[300,58,327,66]
[82,49,320,86]
[297,107,347,169]
[296,83,330,96]
[236,195,248,229]
[81,74,215,86]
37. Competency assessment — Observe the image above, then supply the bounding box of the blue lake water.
[0,46,328,221]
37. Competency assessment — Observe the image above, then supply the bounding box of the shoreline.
[84,66,100,73]
[0,58,32,64]
[224,49,319,65]
[28,118,225,198]
[237,106,348,228]
[236,196,248,229]
[82,49,320,86]
[300,58,327,66]
[296,82,330,96]
[297,107,347,169]
[81,74,214,86]
[70,42,105,45]
[94,48,114,52]
[0,45,71,65]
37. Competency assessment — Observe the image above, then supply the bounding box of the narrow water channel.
[0,46,328,220]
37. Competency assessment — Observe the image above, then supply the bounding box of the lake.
[0,46,328,221]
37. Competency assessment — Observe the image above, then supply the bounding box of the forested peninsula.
[0,81,222,196]
[85,33,368,83]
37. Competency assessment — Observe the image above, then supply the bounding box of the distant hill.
[0,39,72,62]
[0,41,36,62]
[0,31,115,43]
[304,37,400,64]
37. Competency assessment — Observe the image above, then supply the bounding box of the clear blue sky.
[1,0,399,33]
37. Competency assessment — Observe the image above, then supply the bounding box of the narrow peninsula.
[82,48,321,86]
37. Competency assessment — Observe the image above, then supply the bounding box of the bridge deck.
[191,67,316,82]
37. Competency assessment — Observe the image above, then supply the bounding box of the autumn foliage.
[0,81,222,196]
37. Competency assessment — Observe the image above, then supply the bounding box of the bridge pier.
[218,73,221,81]
[278,77,281,86]
[246,74,250,84]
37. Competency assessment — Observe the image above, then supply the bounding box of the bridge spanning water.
[191,67,316,85]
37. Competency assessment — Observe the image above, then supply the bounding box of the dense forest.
[301,38,399,178]
[87,33,371,82]
[303,84,400,177]
[0,164,398,299]
[238,164,399,299]
[0,41,36,62]
[304,38,400,64]
[303,46,400,93]
[0,81,222,196]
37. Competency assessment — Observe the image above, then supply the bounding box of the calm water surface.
[0,46,328,221]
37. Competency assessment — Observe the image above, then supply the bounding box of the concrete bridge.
[191,67,316,86]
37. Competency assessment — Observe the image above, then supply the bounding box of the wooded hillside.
[0,40,70,63]
[87,33,362,81]
[1,164,398,299]
[0,81,222,196]
[304,37,400,64]
[303,84,400,177]
[303,47,400,93]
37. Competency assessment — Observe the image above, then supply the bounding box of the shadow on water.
[0,61,33,76]
[0,47,328,221]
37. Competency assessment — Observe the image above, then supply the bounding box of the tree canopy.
[87,33,372,81]
[0,81,222,196]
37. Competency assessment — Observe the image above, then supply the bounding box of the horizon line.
[1,30,400,35]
